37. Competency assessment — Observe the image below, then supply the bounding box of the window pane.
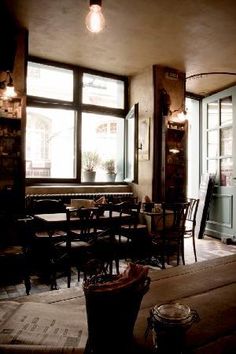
[81,113,124,182]
[26,107,76,178]
[207,159,217,175]
[27,62,73,101]
[220,127,232,156]
[220,158,233,186]
[82,73,124,108]
[207,101,218,129]
[207,130,218,158]
[220,96,232,125]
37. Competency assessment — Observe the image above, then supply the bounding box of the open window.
[124,103,138,183]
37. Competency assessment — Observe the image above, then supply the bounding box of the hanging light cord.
[186,71,236,80]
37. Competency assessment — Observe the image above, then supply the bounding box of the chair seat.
[115,235,129,244]
[70,229,102,241]
[58,241,91,249]
[35,230,66,238]
[121,223,147,230]
[0,246,23,256]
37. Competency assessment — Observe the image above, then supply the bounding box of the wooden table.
[3,254,236,353]
[34,209,131,234]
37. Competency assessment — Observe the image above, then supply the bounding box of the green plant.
[82,151,100,171]
[103,159,116,174]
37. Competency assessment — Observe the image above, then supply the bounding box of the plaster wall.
[129,66,154,202]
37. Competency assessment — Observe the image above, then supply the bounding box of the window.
[82,73,124,108]
[205,96,233,186]
[81,113,124,182]
[26,59,127,184]
[27,62,73,101]
[26,107,76,178]
[124,104,138,183]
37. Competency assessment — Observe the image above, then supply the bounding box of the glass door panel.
[207,159,218,175]
[207,101,218,129]
[220,158,233,186]
[220,96,232,125]
[220,127,232,156]
[207,130,218,158]
[202,86,236,241]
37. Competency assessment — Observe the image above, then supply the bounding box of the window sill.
[26,184,132,195]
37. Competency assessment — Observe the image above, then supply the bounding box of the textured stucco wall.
[129,66,154,202]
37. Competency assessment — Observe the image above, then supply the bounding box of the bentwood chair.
[0,214,31,295]
[184,198,200,262]
[118,201,148,260]
[56,207,100,287]
[90,203,121,275]
[151,201,190,269]
[28,198,67,289]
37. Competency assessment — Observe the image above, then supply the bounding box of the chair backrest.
[161,201,190,232]
[66,207,100,242]
[119,201,142,229]
[186,198,200,226]
[31,198,66,215]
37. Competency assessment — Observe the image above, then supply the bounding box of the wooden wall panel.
[153,65,186,201]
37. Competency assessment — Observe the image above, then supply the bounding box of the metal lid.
[153,303,191,323]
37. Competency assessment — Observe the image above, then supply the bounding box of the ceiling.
[3,0,236,97]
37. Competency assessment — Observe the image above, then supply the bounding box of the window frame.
[26,57,129,186]
[203,95,233,186]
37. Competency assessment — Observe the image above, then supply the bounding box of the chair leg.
[115,258,119,274]
[160,240,166,269]
[23,250,31,295]
[192,233,197,262]
[24,275,31,295]
[181,237,185,265]
[67,267,71,288]
[50,274,58,290]
[50,260,58,290]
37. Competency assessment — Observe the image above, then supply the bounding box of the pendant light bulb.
[5,85,17,98]
[86,1,105,33]
[3,72,17,98]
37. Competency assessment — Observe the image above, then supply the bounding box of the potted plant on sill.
[103,159,117,182]
[82,151,100,182]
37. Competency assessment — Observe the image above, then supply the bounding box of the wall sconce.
[169,148,180,154]
[0,71,17,98]
[85,0,105,33]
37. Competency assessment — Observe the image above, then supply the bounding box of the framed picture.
[139,117,150,160]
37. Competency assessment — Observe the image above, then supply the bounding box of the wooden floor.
[0,235,236,300]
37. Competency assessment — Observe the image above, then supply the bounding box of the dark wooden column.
[152,65,186,202]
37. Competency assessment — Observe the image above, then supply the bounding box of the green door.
[202,86,236,242]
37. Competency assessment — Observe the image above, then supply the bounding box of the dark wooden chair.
[184,198,200,262]
[55,207,101,287]
[26,199,67,290]
[0,214,31,295]
[89,203,122,275]
[151,201,190,269]
[118,201,148,259]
